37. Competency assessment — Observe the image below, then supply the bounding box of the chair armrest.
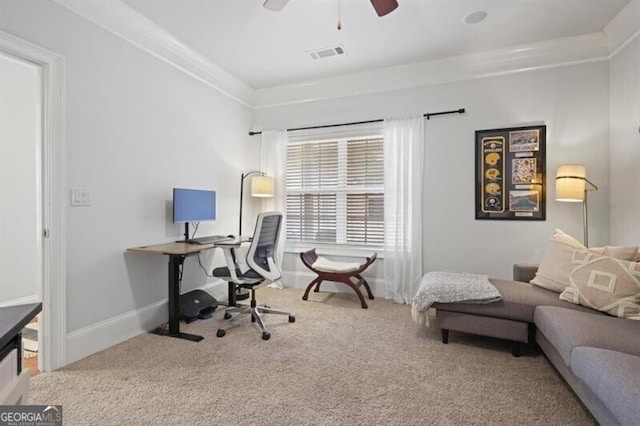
[513,263,539,283]
[216,243,242,283]
[216,240,242,247]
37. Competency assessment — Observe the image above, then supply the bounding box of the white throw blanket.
[411,271,502,326]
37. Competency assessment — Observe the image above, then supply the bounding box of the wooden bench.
[300,249,377,309]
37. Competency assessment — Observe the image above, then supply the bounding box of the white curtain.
[383,116,425,303]
[261,130,289,288]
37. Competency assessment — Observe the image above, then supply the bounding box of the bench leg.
[354,274,375,300]
[442,329,449,344]
[302,273,373,309]
[339,277,368,308]
[302,278,322,301]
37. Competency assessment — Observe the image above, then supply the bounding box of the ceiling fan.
[263,0,399,17]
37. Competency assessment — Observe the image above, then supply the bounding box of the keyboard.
[186,235,232,245]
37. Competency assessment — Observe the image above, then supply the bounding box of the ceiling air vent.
[308,45,345,60]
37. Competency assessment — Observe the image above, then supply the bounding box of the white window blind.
[286,136,384,246]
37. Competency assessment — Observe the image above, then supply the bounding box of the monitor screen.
[172,188,216,223]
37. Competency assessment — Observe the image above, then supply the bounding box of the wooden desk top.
[127,238,248,256]
[127,242,215,255]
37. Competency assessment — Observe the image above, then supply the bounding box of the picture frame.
[475,125,546,220]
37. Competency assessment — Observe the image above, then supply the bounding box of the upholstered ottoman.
[433,265,596,356]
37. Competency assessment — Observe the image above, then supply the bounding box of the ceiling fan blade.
[370,0,398,17]
[263,0,290,12]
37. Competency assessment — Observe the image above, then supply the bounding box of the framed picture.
[475,125,546,220]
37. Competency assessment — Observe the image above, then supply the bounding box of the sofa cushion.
[560,255,640,320]
[571,347,640,426]
[530,229,639,293]
[434,279,596,323]
[534,306,640,367]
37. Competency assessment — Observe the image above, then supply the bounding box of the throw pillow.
[530,229,640,293]
[590,246,639,261]
[560,255,640,320]
[530,229,590,293]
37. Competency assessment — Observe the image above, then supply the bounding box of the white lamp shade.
[250,175,274,197]
[556,164,586,202]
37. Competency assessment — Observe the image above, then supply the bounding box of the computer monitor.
[173,188,216,241]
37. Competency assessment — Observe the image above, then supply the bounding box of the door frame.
[0,30,66,371]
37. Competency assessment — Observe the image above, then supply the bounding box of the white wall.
[0,52,41,305]
[254,62,610,282]
[609,35,640,246]
[0,1,259,362]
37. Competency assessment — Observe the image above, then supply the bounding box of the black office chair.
[213,211,295,340]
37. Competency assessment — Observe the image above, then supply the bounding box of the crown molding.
[54,0,254,107]
[252,32,610,109]
[605,0,640,57]
[53,0,638,110]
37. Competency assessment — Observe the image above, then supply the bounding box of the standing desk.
[127,242,219,342]
[0,303,42,404]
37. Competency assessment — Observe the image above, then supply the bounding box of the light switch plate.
[70,188,90,206]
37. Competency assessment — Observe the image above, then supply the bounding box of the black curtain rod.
[248,108,465,136]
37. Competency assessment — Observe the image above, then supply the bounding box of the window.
[286,135,384,246]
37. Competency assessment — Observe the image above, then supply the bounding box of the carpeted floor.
[29,288,595,425]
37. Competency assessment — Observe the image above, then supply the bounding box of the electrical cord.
[191,221,200,238]
[197,253,215,278]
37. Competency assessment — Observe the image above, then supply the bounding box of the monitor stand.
[174,223,191,243]
[183,223,190,241]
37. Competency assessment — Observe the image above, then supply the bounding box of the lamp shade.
[250,175,274,197]
[556,164,586,202]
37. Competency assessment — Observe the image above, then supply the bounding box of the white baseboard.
[65,280,227,365]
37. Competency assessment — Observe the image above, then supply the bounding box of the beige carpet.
[29,288,595,425]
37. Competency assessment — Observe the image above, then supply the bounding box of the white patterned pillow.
[589,246,639,261]
[560,256,640,320]
[530,229,639,293]
[530,229,590,293]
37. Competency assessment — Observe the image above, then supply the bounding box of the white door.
[0,53,43,308]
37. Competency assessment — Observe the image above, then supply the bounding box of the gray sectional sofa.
[433,264,640,426]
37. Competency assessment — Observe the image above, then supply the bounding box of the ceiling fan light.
[370,0,398,17]
[464,10,488,25]
[263,0,290,12]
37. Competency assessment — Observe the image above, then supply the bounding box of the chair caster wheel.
[224,312,232,320]
[289,315,296,323]
[262,332,271,340]
[216,329,225,337]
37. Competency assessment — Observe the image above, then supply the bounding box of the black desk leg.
[16,333,22,375]
[151,254,203,342]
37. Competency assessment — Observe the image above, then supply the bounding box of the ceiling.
[120,0,630,90]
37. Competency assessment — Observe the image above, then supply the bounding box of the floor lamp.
[555,164,598,247]
[239,171,274,236]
